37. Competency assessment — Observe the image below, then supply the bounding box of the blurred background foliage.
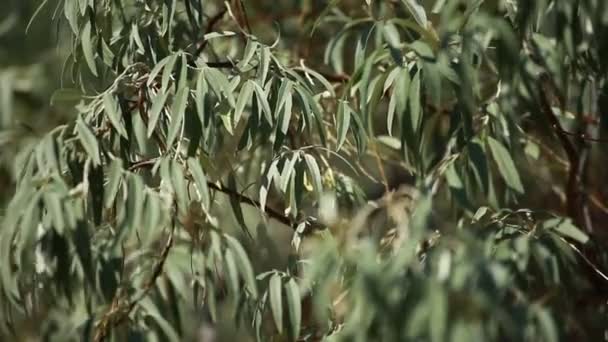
[1,0,608,341]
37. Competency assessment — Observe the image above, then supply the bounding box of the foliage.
[1,0,608,341]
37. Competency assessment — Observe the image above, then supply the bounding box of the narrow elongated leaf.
[166,86,190,147]
[225,235,258,298]
[388,68,410,135]
[544,218,589,244]
[401,0,428,28]
[81,21,98,76]
[260,159,280,212]
[383,22,401,48]
[161,54,179,92]
[187,158,210,209]
[64,0,78,34]
[204,67,236,107]
[252,82,273,124]
[126,175,144,232]
[195,71,208,125]
[269,274,283,334]
[148,55,172,87]
[234,80,254,125]
[102,93,127,138]
[280,153,299,191]
[147,90,170,137]
[285,278,301,340]
[227,174,251,238]
[336,100,351,150]
[258,47,271,84]
[237,40,258,69]
[487,137,524,193]
[76,119,101,165]
[303,154,322,197]
[105,159,123,208]
[409,70,421,135]
[280,93,293,134]
[224,249,240,295]
[298,66,335,97]
[44,192,65,234]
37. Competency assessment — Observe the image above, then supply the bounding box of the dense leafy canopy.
[1,0,608,341]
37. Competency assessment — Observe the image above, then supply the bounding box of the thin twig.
[527,135,608,215]
[238,0,252,34]
[538,77,590,232]
[128,158,294,228]
[206,182,294,228]
[193,7,228,59]
[93,227,175,342]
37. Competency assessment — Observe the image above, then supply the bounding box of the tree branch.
[93,226,175,342]
[206,182,294,228]
[537,78,592,233]
[192,7,228,60]
[128,158,294,228]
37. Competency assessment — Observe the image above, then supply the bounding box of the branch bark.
[538,77,592,233]
[93,226,175,342]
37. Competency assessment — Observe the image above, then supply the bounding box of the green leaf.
[234,80,254,125]
[237,40,258,69]
[125,175,144,233]
[161,54,179,92]
[138,298,181,342]
[225,235,258,298]
[303,153,322,197]
[227,173,252,238]
[102,93,127,138]
[336,100,351,151]
[429,284,447,342]
[258,47,271,84]
[43,192,65,234]
[260,159,280,212]
[63,0,78,35]
[409,70,422,135]
[383,22,401,48]
[285,278,301,340]
[252,82,273,124]
[131,23,146,54]
[187,158,210,209]
[280,92,293,135]
[148,55,172,87]
[195,70,208,126]
[388,68,410,136]
[81,21,98,76]
[544,218,589,244]
[536,308,558,342]
[76,119,101,165]
[269,273,283,334]
[280,153,299,192]
[224,248,240,295]
[105,159,123,208]
[204,67,236,107]
[166,86,190,147]
[401,0,428,28]
[147,90,170,137]
[298,65,336,97]
[487,137,524,194]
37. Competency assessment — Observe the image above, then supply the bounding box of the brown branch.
[238,0,252,34]
[553,127,608,143]
[319,71,350,83]
[193,7,228,59]
[205,61,235,68]
[93,227,175,342]
[206,182,294,228]
[538,78,591,232]
[128,158,294,228]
